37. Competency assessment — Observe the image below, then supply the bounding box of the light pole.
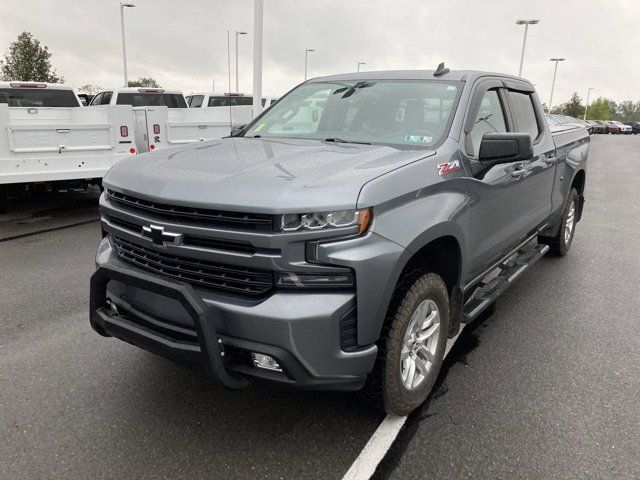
[235,31,247,92]
[515,19,539,77]
[304,49,315,81]
[226,31,231,93]
[120,2,135,87]
[252,0,264,118]
[548,58,565,112]
[357,62,366,72]
[583,87,594,120]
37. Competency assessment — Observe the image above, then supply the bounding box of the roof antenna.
[433,62,450,77]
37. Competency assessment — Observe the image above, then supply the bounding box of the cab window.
[508,91,540,141]
[468,89,507,157]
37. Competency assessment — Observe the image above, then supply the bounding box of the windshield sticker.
[253,123,266,132]
[437,160,461,175]
[404,135,433,144]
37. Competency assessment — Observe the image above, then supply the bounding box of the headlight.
[280,208,372,234]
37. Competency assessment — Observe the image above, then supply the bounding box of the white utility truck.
[0,82,136,212]
[185,92,278,126]
[91,88,245,153]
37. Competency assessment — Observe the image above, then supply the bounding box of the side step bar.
[462,243,550,323]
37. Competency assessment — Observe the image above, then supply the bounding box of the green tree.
[560,92,585,118]
[0,32,61,83]
[585,97,614,120]
[615,101,640,122]
[127,77,161,88]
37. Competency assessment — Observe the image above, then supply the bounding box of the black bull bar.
[90,263,249,389]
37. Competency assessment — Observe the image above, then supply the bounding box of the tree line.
[550,92,639,122]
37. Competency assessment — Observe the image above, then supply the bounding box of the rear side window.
[0,88,80,107]
[101,91,113,105]
[208,96,228,107]
[188,95,204,108]
[468,89,507,157]
[116,93,187,108]
[508,91,540,140]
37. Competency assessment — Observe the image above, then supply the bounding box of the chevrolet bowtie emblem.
[141,225,183,247]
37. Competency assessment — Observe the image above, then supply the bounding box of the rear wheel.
[539,188,579,257]
[360,272,449,416]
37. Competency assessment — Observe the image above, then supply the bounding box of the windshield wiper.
[324,137,371,145]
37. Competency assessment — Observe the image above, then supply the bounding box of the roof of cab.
[114,87,184,94]
[306,69,532,85]
[0,81,73,90]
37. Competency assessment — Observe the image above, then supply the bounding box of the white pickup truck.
[0,82,136,212]
[90,87,247,153]
[185,92,278,126]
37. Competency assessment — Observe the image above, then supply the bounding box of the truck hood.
[103,137,435,212]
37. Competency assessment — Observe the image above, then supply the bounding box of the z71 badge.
[437,160,461,175]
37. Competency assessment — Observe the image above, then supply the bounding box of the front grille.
[106,215,257,254]
[106,189,275,231]
[113,236,274,297]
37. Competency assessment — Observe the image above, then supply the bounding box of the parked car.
[90,68,589,416]
[610,120,632,134]
[603,121,621,134]
[0,82,135,213]
[588,120,607,134]
[624,121,640,134]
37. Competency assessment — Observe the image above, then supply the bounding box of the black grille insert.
[113,236,274,297]
[106,189,275,231]
[106,215,257,254]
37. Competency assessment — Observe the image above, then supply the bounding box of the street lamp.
[120,2,135,87]
[548,58,565,112]
[235,31,247,92]
[357,62,366,72]
[515,19,539,77]
[583,87,594,120]
[304,49,315,80]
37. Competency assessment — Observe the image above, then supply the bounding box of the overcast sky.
[1,0,638,105]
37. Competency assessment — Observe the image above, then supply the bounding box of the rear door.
[504,86,556,229]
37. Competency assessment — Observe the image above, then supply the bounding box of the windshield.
[116,93,187,108]
[0,88,80,107]
[244,80,461,148]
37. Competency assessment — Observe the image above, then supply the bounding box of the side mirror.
[478,132,533,165]
[230,124,247,136]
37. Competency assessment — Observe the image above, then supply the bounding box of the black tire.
[359,272,449,416]
[539,188,579,257]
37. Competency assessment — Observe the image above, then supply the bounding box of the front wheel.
[539,188,579,257]
[360,273,449,416]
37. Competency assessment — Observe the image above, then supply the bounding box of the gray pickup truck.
[90,67,589,415]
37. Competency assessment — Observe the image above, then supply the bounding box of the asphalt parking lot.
[1,134,639,480]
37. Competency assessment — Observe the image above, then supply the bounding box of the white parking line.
[341,330,464,480]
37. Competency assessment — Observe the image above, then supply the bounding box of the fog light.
[251,353,282,372]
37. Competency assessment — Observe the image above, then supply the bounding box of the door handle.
[544,157,556,165]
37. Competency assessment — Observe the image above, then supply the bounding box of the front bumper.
[91,237,378,391]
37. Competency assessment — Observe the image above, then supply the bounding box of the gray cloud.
[1,0,638,104]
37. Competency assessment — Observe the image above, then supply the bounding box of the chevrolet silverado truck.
[90,67,588,415]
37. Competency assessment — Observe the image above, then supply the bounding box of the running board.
[462,243,550,323]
